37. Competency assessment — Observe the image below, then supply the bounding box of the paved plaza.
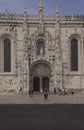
[0,104,84,130]
[0,92,84,104]
[0,93,84,130]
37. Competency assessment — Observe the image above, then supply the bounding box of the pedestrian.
[44,88,48,100]
[29,89,31,95]
[19,87,22,93]
[64,88,67,95]
[29,88,33,97]
[54,87,56,94]
[71,89,74,95]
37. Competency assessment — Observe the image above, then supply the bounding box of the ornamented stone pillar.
[38,0,44,34]
[55,6,62,88]
[17,59,23,92]
[22,38,29,92]
[22,7,29,92]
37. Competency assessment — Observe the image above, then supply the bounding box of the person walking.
[19,87,22,93]
[71,89,74,95]
[44,88,48,100]
[54,87,56,94]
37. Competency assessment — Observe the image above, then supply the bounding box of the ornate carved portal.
[30,63,51,92]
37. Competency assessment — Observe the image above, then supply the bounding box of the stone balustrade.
[0,12,24,19]
[60,15,84,20]
[0,10,84,21]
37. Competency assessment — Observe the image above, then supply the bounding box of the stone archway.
[30,62,51,92]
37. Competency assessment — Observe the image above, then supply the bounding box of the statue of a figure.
[40,47,43,55]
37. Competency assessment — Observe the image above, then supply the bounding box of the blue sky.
[0,0,84,15]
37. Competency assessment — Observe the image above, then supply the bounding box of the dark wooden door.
[33,77,40,92]
[43,77,49,92]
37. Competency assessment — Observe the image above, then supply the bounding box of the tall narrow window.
[4,39,11,72]
[71,39,78,71]
[37,41,45,55]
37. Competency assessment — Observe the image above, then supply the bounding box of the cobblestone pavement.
[0,92,84,104]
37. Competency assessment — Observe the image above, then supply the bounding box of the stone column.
[40,77,43,92]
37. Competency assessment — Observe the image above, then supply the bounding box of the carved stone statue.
[40,47,43,55]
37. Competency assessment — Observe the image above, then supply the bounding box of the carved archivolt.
[30,60,54,73]
[68,33,81,42]
[30,30,52,46]
[31,63,51,77]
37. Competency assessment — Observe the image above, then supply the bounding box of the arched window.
[37,41,45,55]
[71,39,78,71]
[4,39,11,72]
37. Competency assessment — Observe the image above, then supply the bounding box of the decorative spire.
[56,6,59,14]
[39,0,43,7]
[38,0,44,34]
[56,6,59,21]
[24,2,27,13]
[24,1,27,22]
[38,0,44,11]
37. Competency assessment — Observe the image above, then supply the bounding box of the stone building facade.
[0,1,84,93]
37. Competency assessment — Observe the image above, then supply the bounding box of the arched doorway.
[30,62,51,92]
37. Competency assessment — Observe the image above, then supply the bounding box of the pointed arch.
[4,39,11,72]
[69,34,81,72]
[30,31,46,57]
[0,33,16,73]
[71,39,78,71]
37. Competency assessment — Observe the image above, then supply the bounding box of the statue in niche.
[37,42,45,55]
[40,46,43,55]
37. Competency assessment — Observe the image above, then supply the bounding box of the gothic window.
[71,39,78,71]
[4,39,11,72]
[37,41,45,55]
